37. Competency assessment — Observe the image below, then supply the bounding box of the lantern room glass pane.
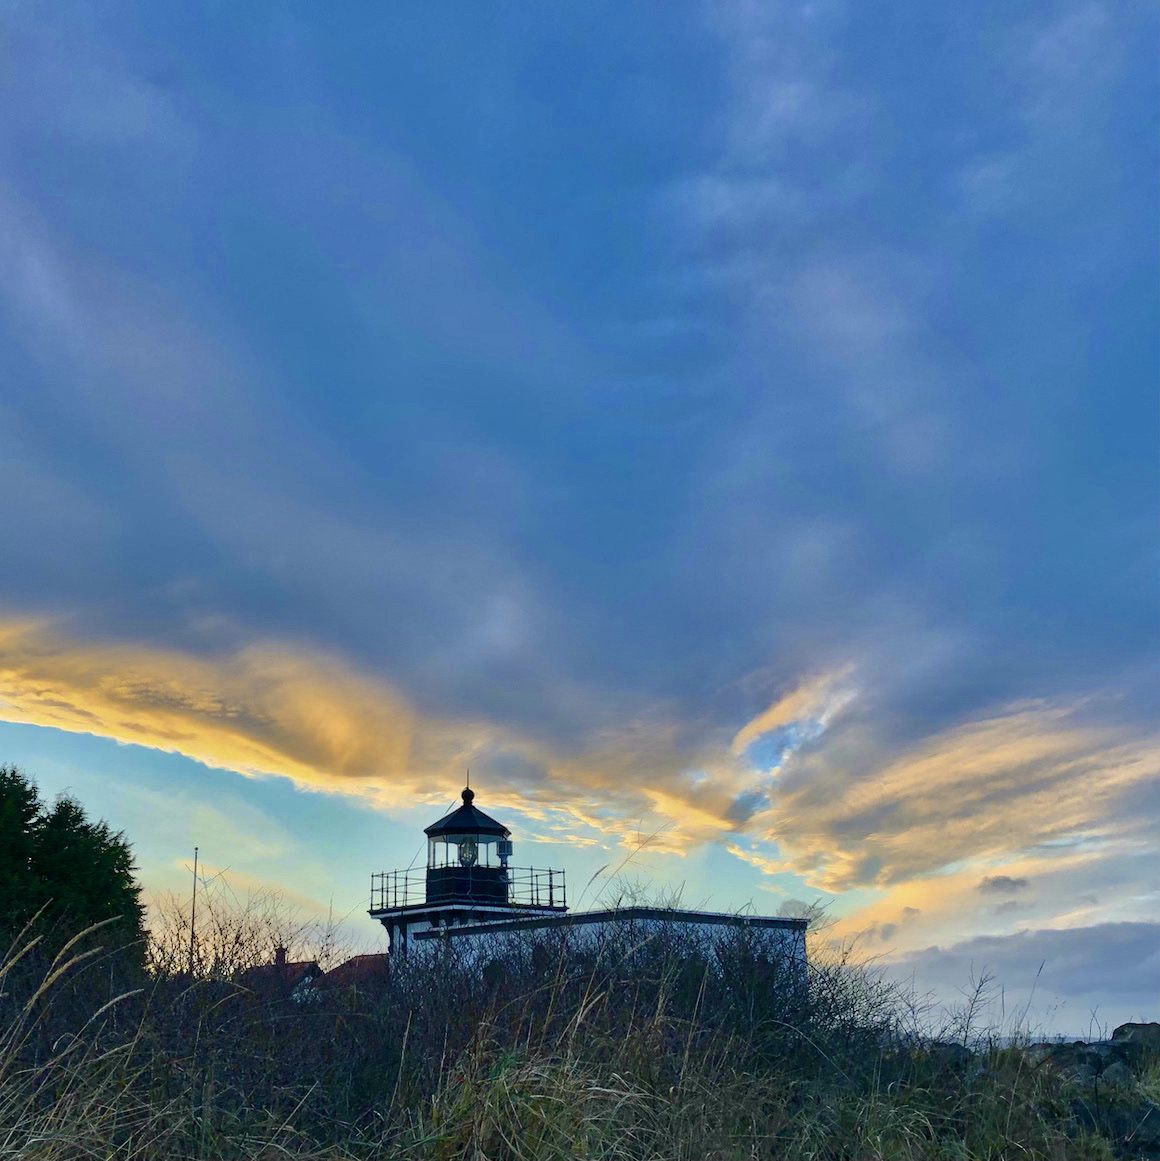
[428,835,500,868]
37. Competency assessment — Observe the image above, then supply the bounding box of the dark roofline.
[368,899,567,920]
[414,905,808,941]
[424,788,510,838]
[240,958,320,976]
[237,959,322,991]
[320,953,391,988]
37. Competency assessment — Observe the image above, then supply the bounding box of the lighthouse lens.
[458,836,478,866]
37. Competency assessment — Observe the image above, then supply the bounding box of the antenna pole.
[188,846,198,977]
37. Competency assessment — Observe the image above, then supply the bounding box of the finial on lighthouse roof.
[424,784,508,838]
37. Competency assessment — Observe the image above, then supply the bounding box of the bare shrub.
[147,875,361,979]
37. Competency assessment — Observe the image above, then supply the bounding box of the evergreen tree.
[0,764,146,964]
[0,764,42,932]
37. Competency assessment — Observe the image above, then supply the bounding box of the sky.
[0,0,1156,1035]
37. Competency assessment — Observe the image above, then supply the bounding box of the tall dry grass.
[0,901,1148,1160]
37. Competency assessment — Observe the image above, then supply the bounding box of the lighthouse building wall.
[411,906,809,987]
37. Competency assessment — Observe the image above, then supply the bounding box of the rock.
[1114,1023,1160,1052]
[1031,1041,1121,1085]
[1131,1104,1160,1153]
[1100,1059,1135,1088]
[1105,1024,1160,1073]
[1056,1042,1106,1080]
[1071,1098,1160,1158]
[1026,1029,1157,1090]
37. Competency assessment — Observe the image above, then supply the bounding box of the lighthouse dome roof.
[423,787,511,838]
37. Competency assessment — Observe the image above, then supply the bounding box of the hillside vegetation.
[1,904,1157,1161]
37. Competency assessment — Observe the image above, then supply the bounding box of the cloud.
[0,618,439,799]
[731,667,854,756]
[978,875,1029,894]
[9,612,1153,927]
[892,922,1160,1035]
[760,700,1160,892]
[0,618,796,851]
[775,898,818,921]
[7,614,1152,894]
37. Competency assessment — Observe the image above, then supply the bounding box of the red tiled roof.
[322,953,391,988]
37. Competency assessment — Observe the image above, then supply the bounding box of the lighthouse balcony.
[370,865,566,913]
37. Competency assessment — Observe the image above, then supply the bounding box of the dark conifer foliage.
[0,764,145,963]
[0,764,42,933]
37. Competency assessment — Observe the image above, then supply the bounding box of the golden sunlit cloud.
[0,618,752,848]
[0,618,461,799]
[819,851,1091,951]
[2,617,1154,913]
[753,701,1160,893]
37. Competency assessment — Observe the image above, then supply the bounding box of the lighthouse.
[369,787,567,954]
[368,786,808,979]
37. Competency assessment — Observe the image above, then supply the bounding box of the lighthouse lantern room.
[424,785,512,902]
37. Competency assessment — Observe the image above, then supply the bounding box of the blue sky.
[0,0,1156,1033]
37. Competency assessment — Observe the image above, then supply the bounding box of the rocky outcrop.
[1027,1024,1160,1085]
[1024,1024,1160,1160]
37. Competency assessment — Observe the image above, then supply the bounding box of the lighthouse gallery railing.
[370,866,566,912]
